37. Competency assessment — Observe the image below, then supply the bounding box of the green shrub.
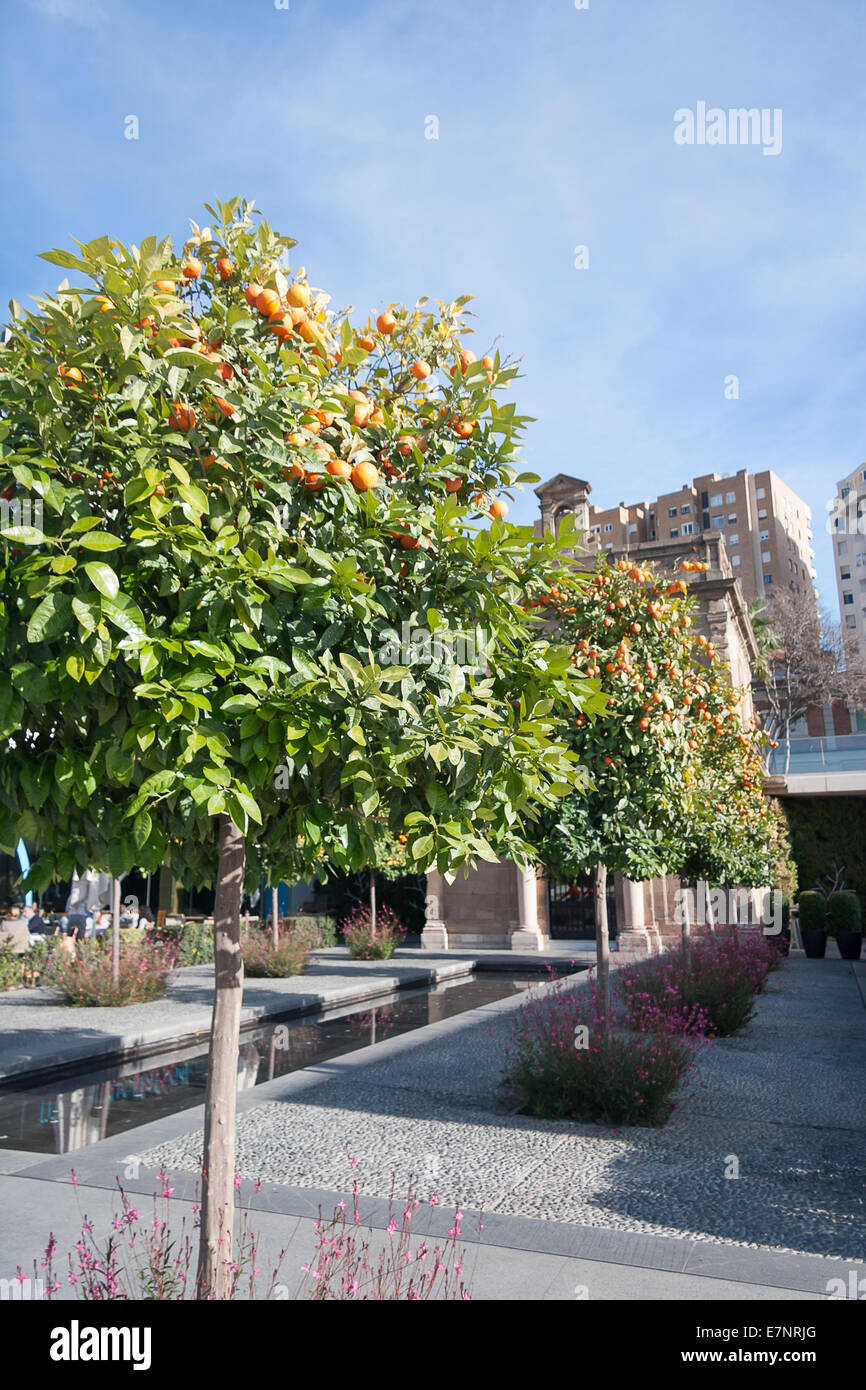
[798,890,828,934]
[286,915,336,949]
[178,920,215,965]
[242,927,311,978]
[0,938,22,991]
[42,936,174,1006]
[827,891,863,935]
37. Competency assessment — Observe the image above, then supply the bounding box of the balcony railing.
[767,734,866,776]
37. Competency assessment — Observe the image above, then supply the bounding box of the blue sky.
[3,0,865,615]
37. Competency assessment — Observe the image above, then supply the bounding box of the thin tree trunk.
[594,861,610,1031]
[111,878,121,990]
[370,873,377,940]
[271,885,279,949]
[197,815,246,1300]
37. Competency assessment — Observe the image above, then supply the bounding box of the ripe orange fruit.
[639,717,650,730]
[217,258,234,282]
[314,409,335,428]
[481,354,494,380]
[326,458,352,479]
[348,390,373,427]
[282,462,305,481]
[269,312,293,342]
[377,311,397,335]
[351,461,379,491]
[471,492,488,509]
[489,499,508,519]
[396,434,417,455]
[399,534,421,550]
[203,454,217,466]
[59,365,83,384]
[411,359,432,380]
[358,335,375,351]
[453,420,474,438]
[444,477,463,493]
[369,407,385,427]
[306,473,326,491]
[255,288,281,317]
[153,279,175,293]
[245,284,263,307]
[287,281,311,308]
[168,402,195,432]
[182,258,202,279]
[152,483,166,497]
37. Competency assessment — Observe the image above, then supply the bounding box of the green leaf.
[78,532,124,551]
[2,526,44,545]
[83,561,120,599]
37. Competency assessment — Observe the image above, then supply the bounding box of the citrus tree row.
[0,197,597,1296]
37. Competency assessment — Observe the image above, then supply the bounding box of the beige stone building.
[423,474,764,955]
[830,462,866,660]
[579,467,815,608]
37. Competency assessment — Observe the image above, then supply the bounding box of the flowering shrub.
[28,1166,474,1301]
[42,935,174,1007]
[622,932,777,1039]
[502,973,695,1127]
[242,924,313,978]
[339,905,406,960]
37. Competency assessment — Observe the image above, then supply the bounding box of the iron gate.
[548,875,618,940]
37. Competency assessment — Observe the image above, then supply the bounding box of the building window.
[756,487,766,499]
[727,514,737,524]
[764,574,773,585]
[760,530,770,542]
[728,533,739,546]
[842,487,850,498]
[604,523,612,533]
[627,523,637,534]
[682,522,694,535]
[757,509,768,520]
[670,527,679,538]
[857,553,866,567]
[711,516,724,530]
[731,555,741,567]
[710,493,723,506]
[841,567,851,580]
[726,491,736,503]
[762,551,772,563]
[843,593,854,605]
[681,504,691,514]
[593,525,601,534]
[668,507,677,518]
[839,540,848,555]
[846,615,857,628]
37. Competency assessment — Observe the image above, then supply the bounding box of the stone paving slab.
[133,959,866,1262]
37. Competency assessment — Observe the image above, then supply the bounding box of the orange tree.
[530,554,776,1015]
[0,198,594,1296]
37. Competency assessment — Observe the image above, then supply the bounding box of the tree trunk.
[594,861,611,1031]
[197,815,246,1300]
[370,872,377,940]
[271,885,279,949]
[111,877,121,990]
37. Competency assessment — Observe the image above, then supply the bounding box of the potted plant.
[828,891,863,961]
[798,891,828,958]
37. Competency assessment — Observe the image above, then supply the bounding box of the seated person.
[23,904,48,938]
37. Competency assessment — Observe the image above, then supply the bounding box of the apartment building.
[831,463,866,659]
[581,467,815,606]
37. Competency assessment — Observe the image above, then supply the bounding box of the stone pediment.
[535,474,591,499]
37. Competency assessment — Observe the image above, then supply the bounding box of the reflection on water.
[0,971,566,1155]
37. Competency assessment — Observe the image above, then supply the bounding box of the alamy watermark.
[674,885,783,935]
[1,496,44,539]
[674,103,782,157]
[826,489,866,537]
[379,621,492,675]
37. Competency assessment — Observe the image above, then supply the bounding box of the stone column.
[420,869,449,952]
[618,877,653,959]
[510,864,546,952]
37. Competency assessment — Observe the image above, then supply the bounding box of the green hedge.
[798,891,828,934]
[782,797,866,920]
[828,891,863,935]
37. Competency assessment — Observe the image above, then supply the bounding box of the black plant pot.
[837,932,863,962]
[802,929,828,959]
